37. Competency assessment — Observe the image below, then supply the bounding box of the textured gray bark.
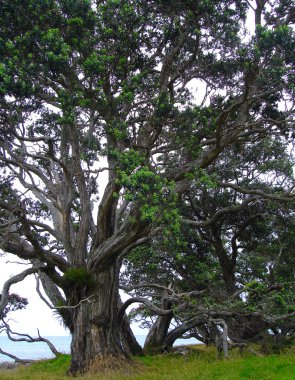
[69,262,128,374]
[163,316,204,350]
[120,315,143,356]
[143,298,173,354]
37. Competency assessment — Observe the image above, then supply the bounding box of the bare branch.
[35,277,95,310]
[218,182,295,202]
[0,347,34,364]
[5,324,61,357]
[120,283,204,300]
[118,297,173,324]
[181,198,257,228]
[0,267,46,315]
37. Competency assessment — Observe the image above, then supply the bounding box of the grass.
[0,346,294,380]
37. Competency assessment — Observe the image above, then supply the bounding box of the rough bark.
[117,296,143,356]
[143,298,173,354]
[0,0,293,375]
[210,319,229,358]
[163,316,204,351]
[69,261,129,375]
[120,315,143,356]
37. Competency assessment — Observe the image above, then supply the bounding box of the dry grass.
[87,354,141,377]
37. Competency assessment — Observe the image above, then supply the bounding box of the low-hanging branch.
[118,296,173,324]
[4,324,61,357]
[0,347,34,364]
[192,306,295,325]
[0,266,47,316]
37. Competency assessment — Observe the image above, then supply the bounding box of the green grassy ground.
[0,346,294,380]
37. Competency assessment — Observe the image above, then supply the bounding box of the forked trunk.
[69,262,130,375]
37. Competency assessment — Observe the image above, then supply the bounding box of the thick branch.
[181,198,257,228]
[118,297,173,324]
[218,182,295,203]
[164,316,204,348]
[0,347,33,364]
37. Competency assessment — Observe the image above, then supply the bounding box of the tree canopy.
[0,0,294,374]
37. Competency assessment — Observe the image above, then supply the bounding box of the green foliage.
[195,169,218,189]
[115,156,181,237]
[0,293,28,320]
[0,0,294,369]
[244,281,267,309]
[80,135,101,163]
[63,268,96,291]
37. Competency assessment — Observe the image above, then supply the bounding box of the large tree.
[121,137,295,353]
[0,0,294,374]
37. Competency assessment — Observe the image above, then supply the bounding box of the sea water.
[0,335,198,362]
[0,335,72,362]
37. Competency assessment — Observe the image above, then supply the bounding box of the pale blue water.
[0,335,198,362]
[0,335,71,362]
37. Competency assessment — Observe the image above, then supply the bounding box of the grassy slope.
[0,346,294,380]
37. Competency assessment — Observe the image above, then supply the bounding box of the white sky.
[0,253,146,337]
[0,254,69,336]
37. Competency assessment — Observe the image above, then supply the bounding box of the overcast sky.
[0,253,69,336]
[0,253,146,337]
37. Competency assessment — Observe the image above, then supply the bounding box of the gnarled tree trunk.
[69,261,130,375]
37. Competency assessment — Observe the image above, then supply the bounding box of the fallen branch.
[5,324,61,357]
[0,347,34,364]
[229,342,263,356]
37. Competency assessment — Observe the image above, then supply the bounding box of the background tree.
[0,0,294,374]
[122,136,295,353]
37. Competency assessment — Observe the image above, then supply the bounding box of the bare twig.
[35,277,95,310]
